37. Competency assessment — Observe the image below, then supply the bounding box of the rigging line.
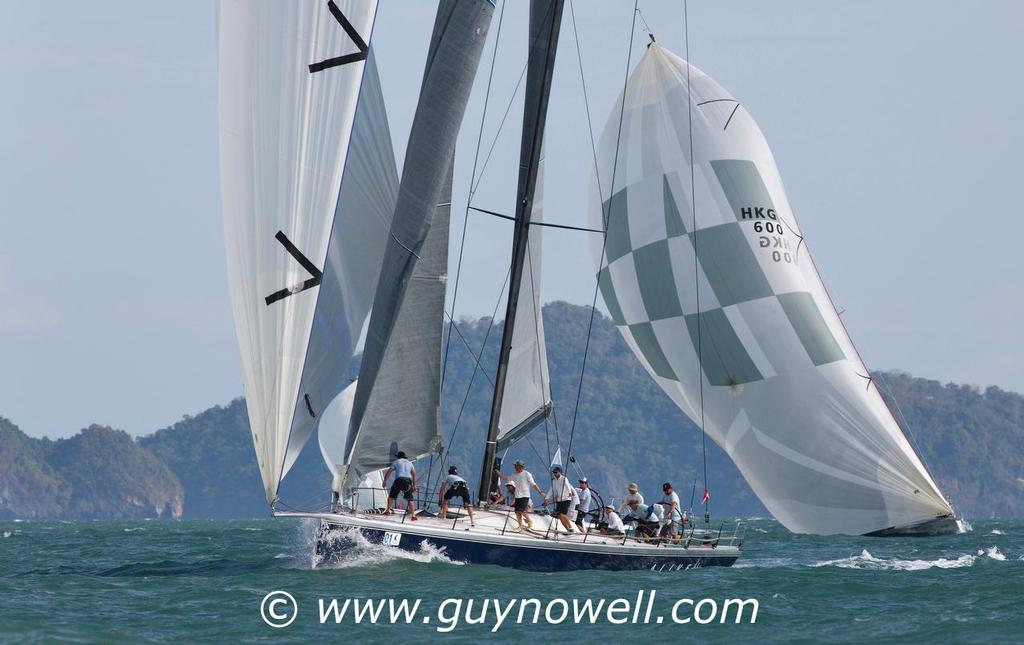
[564,0,639,469]
[469,206,603,233]
[443,310,496,389]
[684,0,711,522]
[568,0,606,213]
[429,265,513,497]
[442,0,507,392]
[635,7,653,35]
[470,59,530,198]
[872,371,942,501]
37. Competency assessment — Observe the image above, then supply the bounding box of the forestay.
[589,44,953,535]
[217,0,392,504]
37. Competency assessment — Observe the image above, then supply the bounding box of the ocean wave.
[123,527,145,532]
[733,557,794,569]
[2,531,11,539]
[978,546,1006,561]
[990,529,1005,535]
[812,549,976,571]
[313,526,464,570]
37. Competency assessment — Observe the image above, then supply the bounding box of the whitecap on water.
[978,546,1006,561]
[733,556,796,569]
[990,529,1005,535]
[2,531,11,539]
[316,527,465,570]
[123,527,145,532]
[812,549,976,571]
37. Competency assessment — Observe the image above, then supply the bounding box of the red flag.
[701,489,710,504]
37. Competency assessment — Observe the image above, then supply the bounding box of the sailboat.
[217,0,961,572]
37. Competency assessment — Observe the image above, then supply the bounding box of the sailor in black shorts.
[544,465,579,533]
[382,451,418,521]
[438,466,475,526]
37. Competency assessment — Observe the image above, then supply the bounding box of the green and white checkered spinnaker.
[588,44,953,535]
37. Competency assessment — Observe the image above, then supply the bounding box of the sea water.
[1,518,1021,642]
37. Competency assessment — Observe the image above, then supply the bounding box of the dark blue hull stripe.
[317,524,738,572]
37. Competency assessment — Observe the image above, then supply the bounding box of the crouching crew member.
[439,466,475,526]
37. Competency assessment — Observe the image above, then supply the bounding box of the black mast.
[477,0,565,503]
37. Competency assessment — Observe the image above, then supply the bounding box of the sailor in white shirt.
[599,504,625,536]
[574,478,593,531]
[622,499,664,541]
[618,482,645,515]
[495,460,544,531]
[544,465,578,532]
[660,482,683,539]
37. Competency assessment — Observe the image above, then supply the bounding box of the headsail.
[343,167,452,486]
[495,153,552,450]
[589,44,953,535]
[342,0,494,488]
[217,0,394,504]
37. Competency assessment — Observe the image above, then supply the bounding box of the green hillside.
[1,302,1021,521]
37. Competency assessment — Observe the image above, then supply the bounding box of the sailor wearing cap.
[574,477,592,531]
[599,503,625,536]
[438,466,475,526]
[618,482,645,515]
[495,460,544,532]
[544,465,578,533]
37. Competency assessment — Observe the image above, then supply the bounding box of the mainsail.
[342,0,494,489]
[217,0,395,504]
[478,0,563,502]
[495,153,552,450]
[589,44,953,535]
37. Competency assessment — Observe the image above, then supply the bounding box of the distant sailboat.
[217,0,960,573]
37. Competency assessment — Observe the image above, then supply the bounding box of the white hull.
[276,507,743,571]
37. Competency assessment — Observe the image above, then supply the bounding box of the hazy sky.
[2,1,1021,438]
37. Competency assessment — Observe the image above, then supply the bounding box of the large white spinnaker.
[496,154,552,450]
[589,44,953,535]
[217,1,395,504]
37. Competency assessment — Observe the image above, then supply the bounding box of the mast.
[477,0,565,503]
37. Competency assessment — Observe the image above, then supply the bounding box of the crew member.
[599,503,626,536]
[618,482,645,515]
[544,465,578,533]
[574,477,593,531]
[381,450,417,522]
[439,466,475,526]
[495,460,544,532]
[660,482,683,541]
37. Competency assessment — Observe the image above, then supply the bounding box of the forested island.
[2,303,1021,521]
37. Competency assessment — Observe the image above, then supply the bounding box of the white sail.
[496,154,552,449]
[217,0,393,504]
[589,44,953,535]
[317,379,358,491]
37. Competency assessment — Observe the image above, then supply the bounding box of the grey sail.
[344,165,452,485]
[343,0,494,485]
